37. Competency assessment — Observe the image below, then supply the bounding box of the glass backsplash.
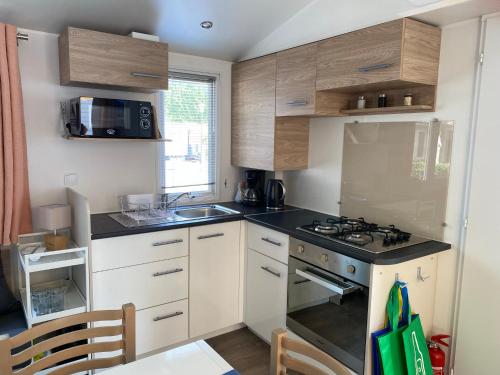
[340,121,454,240]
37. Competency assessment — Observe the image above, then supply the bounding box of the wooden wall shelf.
[64,136,172,142]
[340,105,433,116]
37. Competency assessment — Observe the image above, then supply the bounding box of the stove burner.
[313,220,340,235]
[343,232,373,245]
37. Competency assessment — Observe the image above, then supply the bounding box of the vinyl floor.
[206,328,272,375]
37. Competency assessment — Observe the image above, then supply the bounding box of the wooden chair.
[0,303,135,375]
[271,329,352,375]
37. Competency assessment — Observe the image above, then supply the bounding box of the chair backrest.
[271,329,352,375]
[0,303,135,375]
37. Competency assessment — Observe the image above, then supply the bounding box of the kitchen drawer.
[245,248,287,343]
[92,257,188,310]
[247,222,289,264]
[136,299,189,355]
[93,299,188,359]
[91,228,188,272]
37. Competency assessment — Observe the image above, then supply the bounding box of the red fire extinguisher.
[428,334,450,375]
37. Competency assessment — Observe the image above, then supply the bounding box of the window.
[158,72,217,200]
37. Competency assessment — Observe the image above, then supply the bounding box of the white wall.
[18,29,239,214]
[284,19,480,335]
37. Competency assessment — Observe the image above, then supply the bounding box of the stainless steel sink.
[175,205,240,219]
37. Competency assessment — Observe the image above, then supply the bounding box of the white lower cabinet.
[92,257,188,310]
[189,221,241,338]
[91,220,243,355]
[245,248,288,343]
[136,299,189,355]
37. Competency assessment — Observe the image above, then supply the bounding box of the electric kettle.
[265,179,286,210]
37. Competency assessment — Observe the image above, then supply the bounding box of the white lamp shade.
[38,204,71,231]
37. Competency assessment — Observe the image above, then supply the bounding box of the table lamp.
[38,204,71,251]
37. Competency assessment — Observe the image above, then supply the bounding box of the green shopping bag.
[376,282,410,375]
[402,313,433,374]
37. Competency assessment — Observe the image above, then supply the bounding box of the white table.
[102,340,236,375]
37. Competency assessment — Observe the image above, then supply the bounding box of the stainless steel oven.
[287,237,371,374]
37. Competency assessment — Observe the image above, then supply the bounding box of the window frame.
[155,69,221,204]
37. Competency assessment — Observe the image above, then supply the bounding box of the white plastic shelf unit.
[16,231,89,327]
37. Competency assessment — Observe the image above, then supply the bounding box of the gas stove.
[297,216,430,254]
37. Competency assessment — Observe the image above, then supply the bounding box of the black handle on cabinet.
[261,266,281,278]
[197,233,225,240]
[153,311,183,321]
[153,268,183,277]
[152,239,184,247]
[261,237,282,247]
[357,63,393,72]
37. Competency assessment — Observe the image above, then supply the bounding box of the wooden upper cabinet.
[276,43,317,116]
[276,43,347,117]
[232,55,309,171]
[316,18,441,91]
[59,27,169,92]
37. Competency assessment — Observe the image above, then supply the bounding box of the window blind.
[158,72,217,198]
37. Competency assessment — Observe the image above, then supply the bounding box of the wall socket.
[64,173,78,186]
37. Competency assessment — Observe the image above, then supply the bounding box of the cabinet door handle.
[261,266,281,278]
[261,237,282,247]
[197,233,224,240]
[153,311,183,321]
[152,239,184,247]
[357,63,393,72]
[153,268,183,277]
[286,100,308,106]
[131,72,163,79]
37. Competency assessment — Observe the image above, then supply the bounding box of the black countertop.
[90,202,301,240]
[91,202,451,265]
[244,210,451,265]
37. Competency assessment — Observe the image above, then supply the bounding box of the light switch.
[64,173,78,186]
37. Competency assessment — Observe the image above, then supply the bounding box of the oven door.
[287,255,368,374]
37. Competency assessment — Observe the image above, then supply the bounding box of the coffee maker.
[242,170,265,206]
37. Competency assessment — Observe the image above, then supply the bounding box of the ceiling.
[0,0,314,61]
[0,0,497,61]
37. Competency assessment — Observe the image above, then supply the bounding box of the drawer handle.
[286,100,308,106]
[131,72,163,79]
[153,268,183,277]
[261,266,281,278]
[197,233,224,240]
[152,239,184,247]
[358,63,393,72]
[261,237,282,247]
[153,311,183,322]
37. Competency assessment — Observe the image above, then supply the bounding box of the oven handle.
[295,269,358,296]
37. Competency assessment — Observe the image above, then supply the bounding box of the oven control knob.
[347,264,356,274]
[297,245,305,254]
[321,254,328,263]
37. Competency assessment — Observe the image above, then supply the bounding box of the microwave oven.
[67,97,154,139]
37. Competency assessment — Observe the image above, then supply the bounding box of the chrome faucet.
[160,192,194,209]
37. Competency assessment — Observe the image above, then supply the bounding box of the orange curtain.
[0,24,32,244]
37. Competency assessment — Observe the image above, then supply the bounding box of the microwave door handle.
[295,269,357,295]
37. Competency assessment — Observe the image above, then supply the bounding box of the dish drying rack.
[109,194,181,228]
